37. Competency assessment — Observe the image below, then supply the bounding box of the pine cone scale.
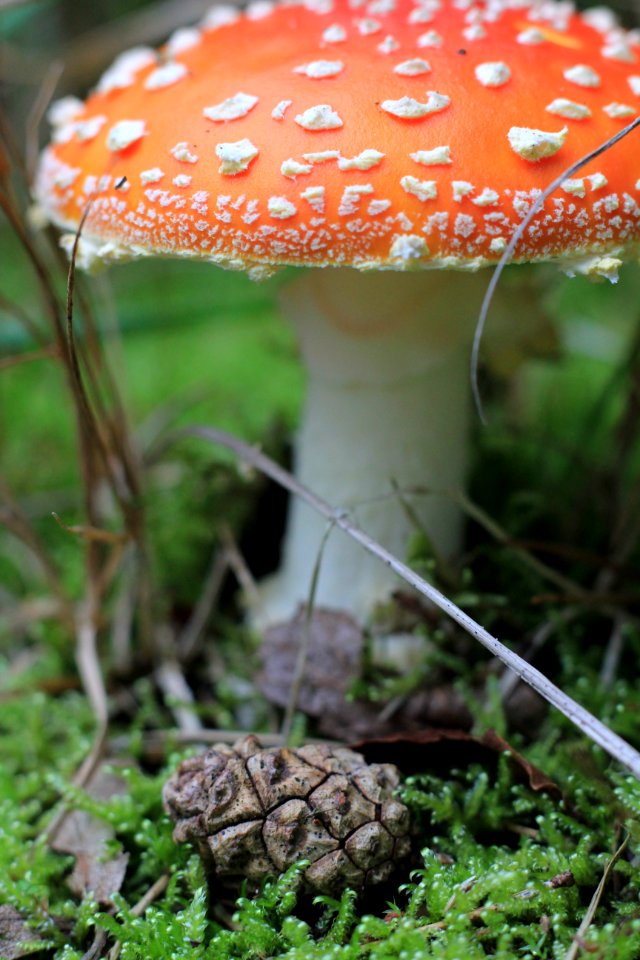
[163,736,412,894]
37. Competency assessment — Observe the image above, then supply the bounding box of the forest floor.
[3,64,640,957]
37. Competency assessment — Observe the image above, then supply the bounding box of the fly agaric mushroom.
[36,0,640,627]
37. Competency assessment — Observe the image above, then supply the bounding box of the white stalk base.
[253,268,488,628]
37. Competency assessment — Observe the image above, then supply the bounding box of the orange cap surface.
[36,0,640,276]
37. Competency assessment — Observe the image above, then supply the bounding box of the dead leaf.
[481,729,560,796]
[351,728,561,799]
[259,607,473,739]
[259,606,364,718]
[0,905,44,959]
[51,765,129,905]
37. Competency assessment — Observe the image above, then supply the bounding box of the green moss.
[2,689,640,958]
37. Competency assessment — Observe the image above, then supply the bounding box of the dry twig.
[0,345,57,371]
[155,623,203,734]
[105,873,171,960]
[471,115,640,421]
[220,523,260,608]
[178,546,229,662]
[164,424,640,780]
[280,522,335,743]
[564,835,629,960]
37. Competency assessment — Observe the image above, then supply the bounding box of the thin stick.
[455,491,587,599]
[51,512,129,546]
[167,424,640,780]
[76,601,109,728]
[131,873,171,917]
[0,292,49,348]
[220,523,260,608]
[599,616,627,690]
[360,872,574,949]
[499,608,577,701]
[471,116,640,423]
[43,723,108,845]
[280,520,335,743]
[0,479,73,628]
[0,345,57,371]
[106,874,171,960]
[155,654,203,735]
[80,929,108,960]
[178,546,229,662]
[25,59,63,180]
[564,835,629,960]
[43,595,111,845]
[110,545,140,674]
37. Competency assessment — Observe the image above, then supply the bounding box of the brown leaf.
[259,606,364,718]
[259,607,473,739]
[351,728,561,799]
[0,905,44,959]
[51,765,129,905]
[481,729,560,796]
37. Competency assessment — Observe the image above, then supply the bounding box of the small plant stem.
[130,872,171,916]
[499,608,578,701]
[220,523,260,608]
[106,873,171,960]
[0,479,73,629]
[455,491,587,599]
[43,722,108,846]
[599,616,627,690]
[0,345,57,371]
[564,835,629,960]
[42,590,109,846]
[25,59,63,180]
[155,633,203,734]
[80,929,108,960]
[280,520,335,744]
[178,545,228,662]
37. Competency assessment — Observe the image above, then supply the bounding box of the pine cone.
[163,735,412,894]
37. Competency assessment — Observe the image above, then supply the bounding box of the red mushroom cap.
[36,0,640,277]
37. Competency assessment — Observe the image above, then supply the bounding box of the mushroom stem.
[254,268,488,627]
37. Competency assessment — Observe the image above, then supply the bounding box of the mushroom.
[36,0,640,629]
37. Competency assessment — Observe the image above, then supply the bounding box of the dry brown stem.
[564,835,629,960]
[155,622,204,733]
[177,545,229,662]
[105,873,171,960]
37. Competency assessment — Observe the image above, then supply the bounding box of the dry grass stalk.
[1,99,161,834]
